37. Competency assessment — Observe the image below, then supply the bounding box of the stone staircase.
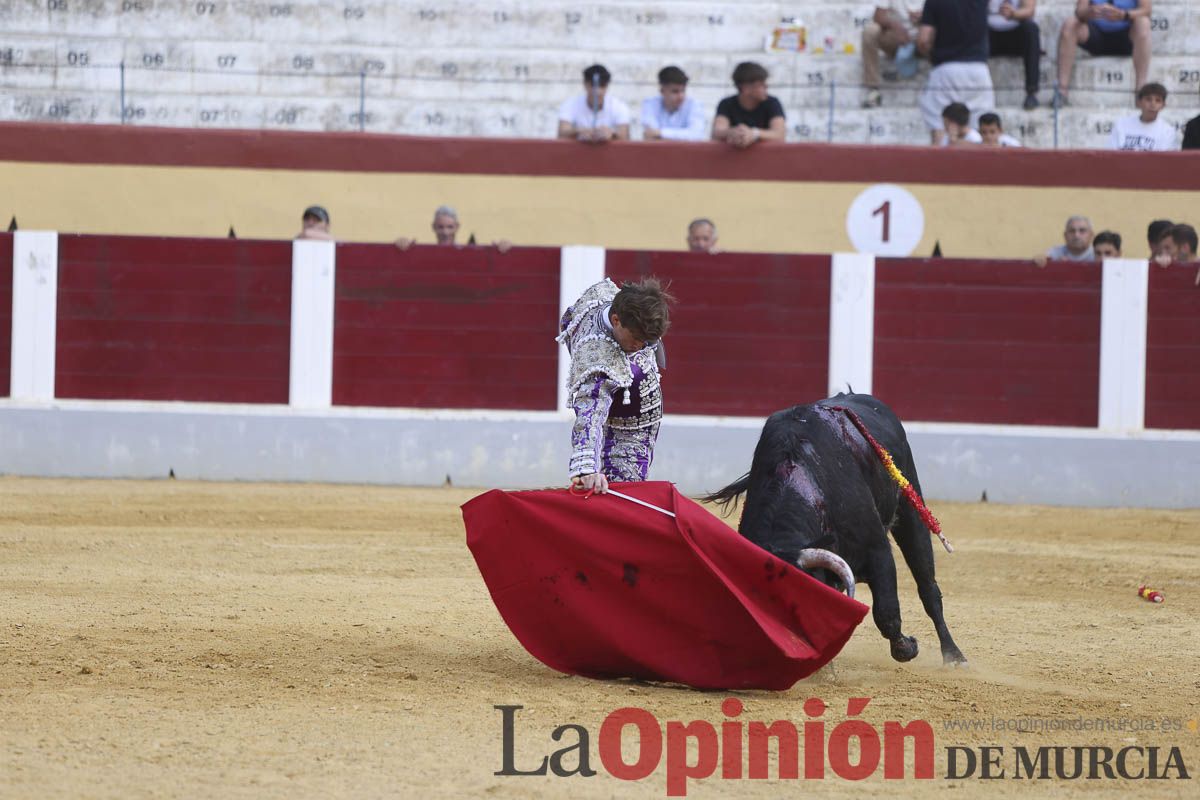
[0,1,1196,148]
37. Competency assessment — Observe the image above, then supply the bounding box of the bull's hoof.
[890,635,918,662]
[942,647,969,667]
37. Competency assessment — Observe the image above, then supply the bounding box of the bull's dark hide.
[708,392,967,665]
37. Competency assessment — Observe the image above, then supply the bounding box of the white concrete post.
[828,252,876,397]
[10,231,59,401]
[557,245,606,413]
[1098,258,1149,432]
[288,239,337,409]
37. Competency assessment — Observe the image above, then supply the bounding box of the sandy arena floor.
[1,477,1197,798]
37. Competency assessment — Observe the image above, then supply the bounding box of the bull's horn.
[797,548,856,599]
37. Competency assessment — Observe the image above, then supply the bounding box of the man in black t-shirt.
[711,62,786,149]
[917,0,994,145]
[1184,89,1200,150]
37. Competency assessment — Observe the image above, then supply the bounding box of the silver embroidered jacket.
[557,278,662,482]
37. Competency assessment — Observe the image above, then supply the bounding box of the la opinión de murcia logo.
[497,697,934,795]
[495,699,1192,796]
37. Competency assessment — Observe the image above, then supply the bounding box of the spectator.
[642,66,706,142]
[394,206,511,252]
[978,112,1023,146]
[861,2,922,108]
[712,62,786,149]
[296,205,333,241]
[1092,230,1123,258]
[1182,87,1199,149]
[1110,83,1177,151]
[1043,215,1095,262]
[557,64,630,143]
[686,218,719,253]
[1147,218,1173,257]
[1055,0,1151,107]
[987,1,1041,110]
[917,0,995,146]
[942,102,983,146]
[1154,224,1197,266]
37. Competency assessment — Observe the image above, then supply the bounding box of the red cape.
[462,482,868,690]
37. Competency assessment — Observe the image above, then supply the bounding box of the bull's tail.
[702,472,751,516]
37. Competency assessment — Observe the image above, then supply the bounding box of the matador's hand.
[572,473,610,494]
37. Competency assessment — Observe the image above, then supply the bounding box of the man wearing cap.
[296,205,333,240]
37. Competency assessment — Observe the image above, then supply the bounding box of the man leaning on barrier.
[641,66,706,142]
[295,205,333,241]
[711,62,786,149]
[394,206,511,252]
[557,64,631,143]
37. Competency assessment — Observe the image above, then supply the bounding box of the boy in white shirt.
[558,64,631,143]
[941,102,983,146]
[978,112,1023,147]
[1110,83,1178,151]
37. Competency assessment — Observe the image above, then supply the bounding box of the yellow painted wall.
[4,160,1197,259]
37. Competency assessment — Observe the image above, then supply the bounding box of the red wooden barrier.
[874,258,1102,426]
[1146,263,1200,430]
[55,235,292,403]
[332,244,560,410]
[31,234,1199,430]
[607,251,831,417]
[0,232,11,397]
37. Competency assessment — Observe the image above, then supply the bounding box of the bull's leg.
[891,501,967,665]
[863,545,919,662]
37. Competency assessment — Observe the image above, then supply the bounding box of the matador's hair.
[611,277,675,342]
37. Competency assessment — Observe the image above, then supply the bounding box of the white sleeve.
[558,96,577,123]
[640,98,658,130]
[611,98,631,126]
[659,99,708,141]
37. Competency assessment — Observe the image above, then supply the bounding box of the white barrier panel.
[557,245,606,413]
[1097,258,1148,432]
[828,252,875,396]
[9,231,58,402]
[288,239,337,408]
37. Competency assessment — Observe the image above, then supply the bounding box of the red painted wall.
[332,244,560,410]
[28,235,1199,429]
[607,251,832,417]
[0,232,11,397]
[55,235,292,403]
[1,122,1194,192]
[1145,263,1200,430]
[874,258,1102,426]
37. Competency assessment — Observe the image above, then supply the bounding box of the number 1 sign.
[845,184,924,256]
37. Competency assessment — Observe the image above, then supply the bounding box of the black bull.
[707,392,967,665]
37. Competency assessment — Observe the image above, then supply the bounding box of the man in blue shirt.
[1055,0,1152,107]
[641,66,707,142]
